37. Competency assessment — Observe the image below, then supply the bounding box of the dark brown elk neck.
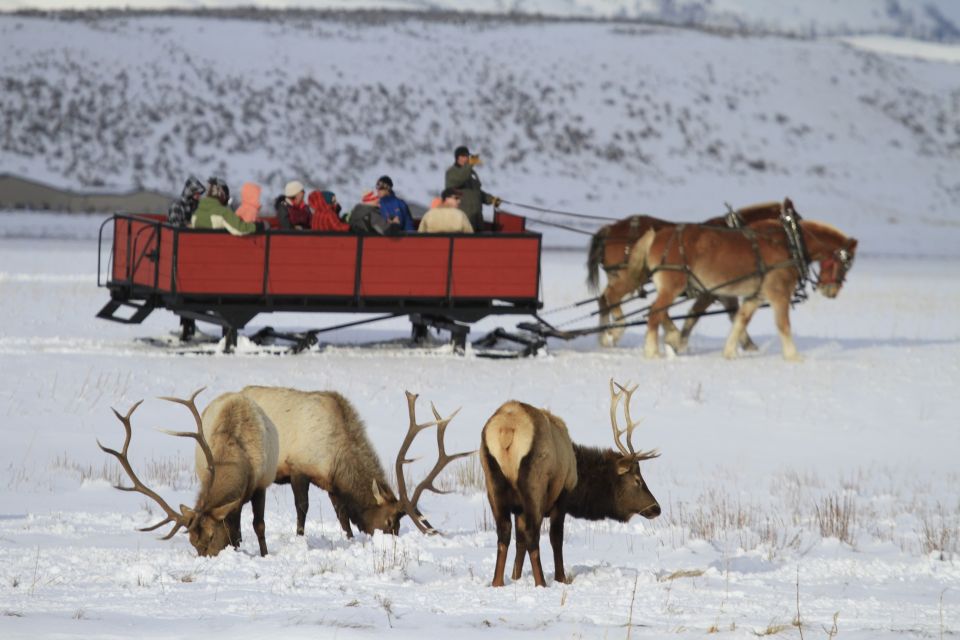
[201,459,252,511]
[560,445,629,522]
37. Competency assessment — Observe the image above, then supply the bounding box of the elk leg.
[723,298,761,359]
[491,507,512,587]
[226,506,242,548]
[290,473,310,536]
[251,488,268,557]
[328,492,354,539]
[549,510,568,584]
[519,499,546,587]
[511,513,528,580]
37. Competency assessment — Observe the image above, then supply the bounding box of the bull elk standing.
[480,381,661,587]
[241,386,471,537]
[98,389,280,557]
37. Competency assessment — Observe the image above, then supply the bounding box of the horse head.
[801,221,858,298]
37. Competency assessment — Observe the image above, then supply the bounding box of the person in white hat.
[275,179,312,229]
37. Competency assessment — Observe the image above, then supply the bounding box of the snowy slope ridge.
[4,0,960,42]
[1,13,958,257]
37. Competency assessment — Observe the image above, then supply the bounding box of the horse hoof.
[784,353,804,362]
[742,342,759,352]
[723,349,738,360]
[599,333,615,348]
[644,348,661,359]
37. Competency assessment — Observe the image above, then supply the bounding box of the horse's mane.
[800,219,848,242]
[737,201,780,216]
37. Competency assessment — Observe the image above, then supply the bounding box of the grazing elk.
[481,381,661,587]
[98,388,280,556]
[241,386,471,538]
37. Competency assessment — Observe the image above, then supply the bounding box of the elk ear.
[180,504,197,525]
[371,480,386,506]
[208,498,243,521]
[615,457,634,476]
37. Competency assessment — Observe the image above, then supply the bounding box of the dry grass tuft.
[815,493,857,545]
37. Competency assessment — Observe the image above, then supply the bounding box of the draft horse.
[586,200,789,350]
[628,217,857,360]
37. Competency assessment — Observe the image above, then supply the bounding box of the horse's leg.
[721,297,759,351]
[599,271,634,347]
[661,314,683,353]
[675,294,714,353]
[771,294,801,361]
[723,298,760,359]
[646,274,683,359]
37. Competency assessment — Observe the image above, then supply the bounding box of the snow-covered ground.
[0,213,957,638]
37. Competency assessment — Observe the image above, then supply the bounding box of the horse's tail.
[627,228,657,283]
[586,226,609,293]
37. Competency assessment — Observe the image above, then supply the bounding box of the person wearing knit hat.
[444,144,501,232]
[375,175,414,232]
[275,179,311,229]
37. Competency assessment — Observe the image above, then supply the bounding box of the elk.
[241,386,471,538]
[480,380,661,587]
[98,388,280,557]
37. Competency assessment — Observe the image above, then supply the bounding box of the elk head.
[608,379,661,520]
[98,388,236,557]
[392,391,475,535]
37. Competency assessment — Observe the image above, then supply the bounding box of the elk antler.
[157,388,215,488]
[609,379,660,462]
[97,400,189,539]
[396,391,475,535]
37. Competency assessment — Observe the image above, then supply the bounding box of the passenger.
[375,175,415,231]
[276,180,312,230]
[349,190,400,235]
[191,178,264,235]
[235,182,263,223]
[308,190,350,232]
[418,188,474,234]
[444,145,502,232]
[167,176,205,227]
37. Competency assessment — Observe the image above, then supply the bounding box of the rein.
[501,199,619,222]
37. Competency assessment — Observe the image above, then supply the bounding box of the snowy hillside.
[1,12,958,256]
[5,0,960,41]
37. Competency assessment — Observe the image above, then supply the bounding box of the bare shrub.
[814,493,857,545]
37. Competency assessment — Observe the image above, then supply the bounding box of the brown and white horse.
[586,200,789,349]
[627,218,857,360]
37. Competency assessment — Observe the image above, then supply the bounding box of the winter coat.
[167,188,201,227]
[418,206,474,234]
[445,163,493,232]
[191,197,259,236]
[377,193,415,231]
[349,204,399,235]
[235,182,262,223]
[308,191,350,232]
[276,196,313,229]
